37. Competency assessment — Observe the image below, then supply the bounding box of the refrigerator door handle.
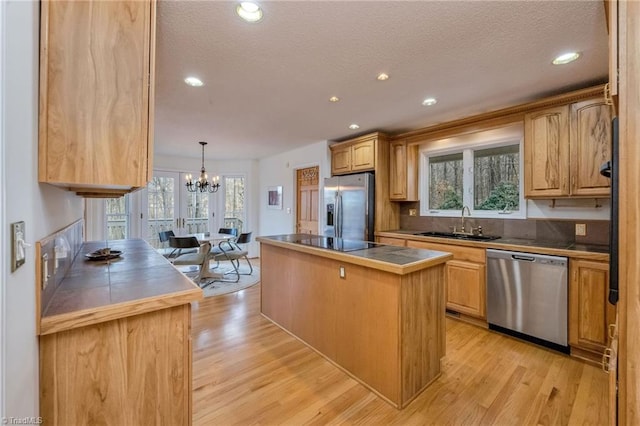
[336,192,342,238]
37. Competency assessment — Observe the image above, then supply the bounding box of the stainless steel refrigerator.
[323,172,375,241]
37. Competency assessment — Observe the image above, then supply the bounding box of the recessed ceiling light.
[184,77,204,87]
[237,1,263,22]
[349,124,360,130]
[329,96,340,102]
[422,97,437,106]
[377,73,389,81]
[552,52,580,65]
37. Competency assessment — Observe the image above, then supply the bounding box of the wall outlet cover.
[409,208,417,216]
[575,223,587,236]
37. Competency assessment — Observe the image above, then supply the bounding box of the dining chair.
[210,232,253,281]
[168,232,198,258]
[170,236,212,286]
[157,230,176,258]
[218,227,239,237]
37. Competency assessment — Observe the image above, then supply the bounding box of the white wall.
[258,140,331,237]
[2,0,84,417]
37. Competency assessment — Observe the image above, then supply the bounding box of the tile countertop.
[39,239,203,335]
[377,230,610,262]
[257,234,453,275]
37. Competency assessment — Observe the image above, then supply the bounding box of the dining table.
[188,233,236,280]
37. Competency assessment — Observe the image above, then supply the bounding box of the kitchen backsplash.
[398,202,609,246]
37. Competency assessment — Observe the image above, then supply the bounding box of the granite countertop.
[39,239,203,335]
[377,230,610,261]
[257,234,453,275]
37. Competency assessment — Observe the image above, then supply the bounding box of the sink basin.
[414,231,501,241]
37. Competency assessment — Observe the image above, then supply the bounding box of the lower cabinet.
[569,259,616,362]
[406,240,486,320]
[40,304,192,425]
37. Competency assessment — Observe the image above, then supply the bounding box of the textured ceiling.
[154,0,608,161]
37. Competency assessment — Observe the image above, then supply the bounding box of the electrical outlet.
[339,265,346,279]
[575,223,587,236]
[409,208,417,217]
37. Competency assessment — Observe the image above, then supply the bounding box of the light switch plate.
[409,208,417,216]
[11,221,26,272]
[575,223,587,236]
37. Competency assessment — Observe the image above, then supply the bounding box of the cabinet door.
[331,145,352,175]
[351,140,376,171]
[570,99,612,196]
[39,0,154,192]
[446,260,486,319]
[524,105,570,197]
[569,259,615,355]
[389,141,419,201]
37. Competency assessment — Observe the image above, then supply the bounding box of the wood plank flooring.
[191,269,608,425]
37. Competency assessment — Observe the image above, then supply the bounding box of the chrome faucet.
[460,205,471,233]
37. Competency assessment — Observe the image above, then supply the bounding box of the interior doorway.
[296,166,320,235]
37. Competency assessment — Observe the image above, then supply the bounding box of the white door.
[142,171,216,247]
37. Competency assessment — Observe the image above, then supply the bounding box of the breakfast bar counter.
[257,234,452,409]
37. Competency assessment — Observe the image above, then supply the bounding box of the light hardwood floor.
[191,267,608,425]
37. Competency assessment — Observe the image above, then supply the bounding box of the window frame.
[419,137,526,219]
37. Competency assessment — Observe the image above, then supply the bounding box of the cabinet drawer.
[406,240,485,263]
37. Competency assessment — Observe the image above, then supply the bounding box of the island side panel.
[260,242,402,406]
[40,304,191,425]
[400,264,446,406]
[333,264,401,405]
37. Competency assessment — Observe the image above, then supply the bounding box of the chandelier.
[185,141,220,193]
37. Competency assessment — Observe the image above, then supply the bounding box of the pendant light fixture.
[185,141,220,193]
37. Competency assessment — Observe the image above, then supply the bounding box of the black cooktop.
[292,236,380,252]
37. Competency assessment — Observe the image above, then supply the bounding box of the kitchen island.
[257,234,452,408]
[36,223,202,426]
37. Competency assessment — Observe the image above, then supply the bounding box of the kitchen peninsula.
[257,234,452,408]
[36,222,202,425]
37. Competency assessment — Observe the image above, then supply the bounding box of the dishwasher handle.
[512,254,536,262]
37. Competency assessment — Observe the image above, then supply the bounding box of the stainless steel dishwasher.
[486,249,569,353]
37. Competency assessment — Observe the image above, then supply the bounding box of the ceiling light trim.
[552,52,580,65]
[237,1,263,23]
[184,76,204,87]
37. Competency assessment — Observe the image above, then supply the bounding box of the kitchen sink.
[414,231,501,241]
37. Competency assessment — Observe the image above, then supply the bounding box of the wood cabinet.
[39,0,156,197]
[569,259,616,363]
[389,140,419,201]
[605,0,619,105]
[406,240,486,320]
[330,135,376,175]
[377,236,407,247]
[40,304,192,425]
[330,132,400,232]
[524,98,612,198]
[569,99,613,196]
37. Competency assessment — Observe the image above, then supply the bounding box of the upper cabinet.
[524,97,611,198]
[389,140,419,201]
[605,0,619,108]
[39,0,156,197]
[330,134,377,175]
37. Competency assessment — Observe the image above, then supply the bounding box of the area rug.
[177,260,260,297]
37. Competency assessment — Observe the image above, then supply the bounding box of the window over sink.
[420,129,525,219]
